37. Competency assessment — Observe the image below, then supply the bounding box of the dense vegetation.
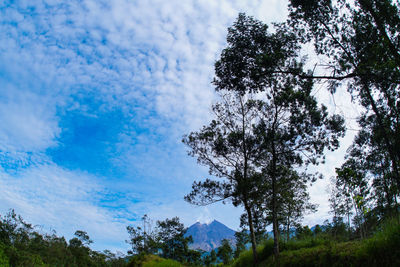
[0,210,127,266]
[126,215,203,265]
[2,0,399,266]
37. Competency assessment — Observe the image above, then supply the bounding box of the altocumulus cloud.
[0,163,133,251]
[0,0,322,252]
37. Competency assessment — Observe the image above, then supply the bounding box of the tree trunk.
[245,202,258,266]
[240,96,257,265]
[286,202,291,242]
[352,197,364,239]
[271,132,280,261]
[363,84,400,191]
[272,174,280,261]
[286,217,290,242]
[347,209,351,239]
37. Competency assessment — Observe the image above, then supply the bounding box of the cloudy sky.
[0,0,360,253]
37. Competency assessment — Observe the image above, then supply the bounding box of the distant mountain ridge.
[185,220,236,252]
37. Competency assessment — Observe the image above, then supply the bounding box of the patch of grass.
[143,257,183,267]
[128,254,184,267]
[281,237,330,251]
[274,241,360,267]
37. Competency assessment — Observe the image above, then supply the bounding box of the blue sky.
[0,0,359,253]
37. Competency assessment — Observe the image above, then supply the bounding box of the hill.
[185,220,236,252]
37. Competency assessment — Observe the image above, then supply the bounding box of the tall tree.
[287,0,400,193]
[184,14,344,263]
[344,114,399,218]
[239,204,269,245]
[183,91,263,264]
[234,230,250,259]
[278,171,317,242]
[336,158,371,239]
[327,176,353,239]
[210,13,345,260]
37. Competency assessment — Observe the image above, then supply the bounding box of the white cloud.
[0,84,60,154]
[0,0,290,141]
[303,86,361,226]
[0,164,130,252]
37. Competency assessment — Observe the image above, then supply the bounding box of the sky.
[0,0,360,253]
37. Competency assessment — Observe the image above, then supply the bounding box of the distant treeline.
[0,210,128,266]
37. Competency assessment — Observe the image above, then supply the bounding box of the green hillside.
[231,218,400,267]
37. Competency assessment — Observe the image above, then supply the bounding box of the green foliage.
[217,239,233,265]
[127,214,159,255]
[294,226,313,240]
[126,215,200,265]
[281,237,330,252]
[218,1,400,263]
[156,217,193,263]
[0,243,9,266]
[203,249,217,266]
[288,0,400,202]
[233,230,249,258]
[231,217,400,266]
[231,241,271,267]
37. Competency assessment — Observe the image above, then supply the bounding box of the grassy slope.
[128,254,184,267]
[231,218,400,267]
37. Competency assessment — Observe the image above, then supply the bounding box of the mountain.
[185,220,236,252]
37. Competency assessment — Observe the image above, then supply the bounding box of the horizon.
[0,0,359,253]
